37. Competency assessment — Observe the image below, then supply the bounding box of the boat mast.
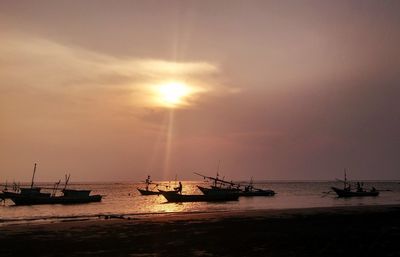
[63,174,71,190]
[30,163,37,189]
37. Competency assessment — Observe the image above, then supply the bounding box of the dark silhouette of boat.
[137,188,161,195]
[331,187,379,197]
[240,188,276,197]
[4,189,102,205]
[197,185,240,195]
[160,189,239,203]
[195,172,276,197]
[1,164,102,205]
[331,169,379,198]
[137,175,179,195]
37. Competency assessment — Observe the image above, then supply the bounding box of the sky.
[0,0,399,182]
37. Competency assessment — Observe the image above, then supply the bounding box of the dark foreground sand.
[1,205,400,257]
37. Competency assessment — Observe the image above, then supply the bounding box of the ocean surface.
[1,181,399,225]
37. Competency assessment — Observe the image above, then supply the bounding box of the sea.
[1,181,399,225]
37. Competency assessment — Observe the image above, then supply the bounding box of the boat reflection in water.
[159,189,239,203]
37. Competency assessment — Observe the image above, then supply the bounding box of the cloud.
[0,33,220,110]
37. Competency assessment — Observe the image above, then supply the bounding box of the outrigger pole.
[30,163,37,189]
[63,174,71,191]
[194,172,235,187]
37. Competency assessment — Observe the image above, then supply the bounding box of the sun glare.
[156,81,191,107]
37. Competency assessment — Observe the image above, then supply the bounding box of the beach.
[1,205,399,257]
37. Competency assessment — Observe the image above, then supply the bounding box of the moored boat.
[331,170,379,198]
[2,164,102,205]
[240,188,276,197]
[197,185,240,195]
[195,173,276,197]
[7,192,102,205]
[331,187,379,197]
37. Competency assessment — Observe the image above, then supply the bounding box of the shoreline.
[2,203,400,225]
[1,204,400,256]
[1,203,400,227]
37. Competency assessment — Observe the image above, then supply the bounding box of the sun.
[156,81,192,107]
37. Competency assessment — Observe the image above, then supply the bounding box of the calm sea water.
[1,181,399,225]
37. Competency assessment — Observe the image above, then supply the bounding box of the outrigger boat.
[137,188,161,195]
[194,172,276,197]
[137,176,161,195]
[137,175,180,195]
[1,164,102,205]
[331,170,379,198]
[160,189,239,203]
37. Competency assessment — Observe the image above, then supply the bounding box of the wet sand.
[1,205,400,257]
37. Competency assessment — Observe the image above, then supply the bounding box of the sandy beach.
[1,205,399,257]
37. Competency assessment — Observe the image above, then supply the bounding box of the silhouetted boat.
[195,172,276,197]
[137,175,163,195]
[2,164,102,205]
[137,188,161,195]
[331,169,379,198]
[197,185,240,195]
[240,188,276,197]
[4,189,102,205]
[331,187,379,197]
[160,190,239,203]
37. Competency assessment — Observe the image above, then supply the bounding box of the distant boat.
[195,172,275,197]
[2,164,102,205]
[240,188,276,197]
[160,190,239,203]
[331,187,379,197]
[137,175,182,195]
[331,169,379,198]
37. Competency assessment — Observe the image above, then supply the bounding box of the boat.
[195,172,276,197]
[137,188,161,195]
[160,190,239,203]
[240,188,275,197]
[331,169,379,198]
[137,175,164,195]
[5,190,102,205]
[2,164,102,205]
[331,187,379,197]
[197,185,240,195]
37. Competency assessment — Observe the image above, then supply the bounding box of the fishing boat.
[7,190,102,205]
[331,170,379,198]
[240,188,276,197]
[137,175,164,195]
[137,188,161,195]
[160,190,239,203]
[195,172,275,197]
[2,164,102,205]
[331,187,379,197]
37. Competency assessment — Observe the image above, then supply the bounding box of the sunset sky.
[1,0,399,182]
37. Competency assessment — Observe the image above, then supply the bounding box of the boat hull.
[137,188,161,195]
[161,191,239,203]
[198,186,275,197]
[331,187,379,197]
[239,190,276,197]
[197,186,240,195]
[3,191,102,205]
